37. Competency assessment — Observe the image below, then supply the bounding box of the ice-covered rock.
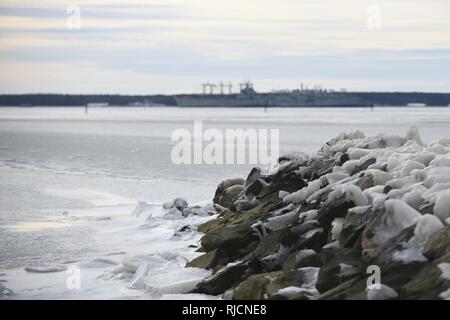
[391,214,443,264]
[373,200,421,246]
[344,185,369,206]
[338,263,358,278]
[284,180,322,204]
[264,210,298,232]
[405,125,424,146]
[439,288,450,300]
[331,218,344,241]
[434,190,450,222]
[295,249,316,261]
[413,214,444,244]
[0,282,14,297]
[438,263,450,281]
[366,284,398,300]
[174,198,189,211]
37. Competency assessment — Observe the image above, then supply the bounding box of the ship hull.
[174,93,371,107]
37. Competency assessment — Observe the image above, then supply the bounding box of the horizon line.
[2,90,450,96]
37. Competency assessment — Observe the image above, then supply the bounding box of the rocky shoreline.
[186,127,450,300]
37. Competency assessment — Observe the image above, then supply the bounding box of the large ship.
[174,81,372,107]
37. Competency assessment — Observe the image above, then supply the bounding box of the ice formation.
[366,284,399,300]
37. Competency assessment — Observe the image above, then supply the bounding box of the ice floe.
[2,197,218,300]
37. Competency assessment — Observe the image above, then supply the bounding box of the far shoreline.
[1,91,450,108]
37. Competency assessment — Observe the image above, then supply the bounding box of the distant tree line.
[0,92,449,107]
[353,92,450,107]
[0,94,177,106]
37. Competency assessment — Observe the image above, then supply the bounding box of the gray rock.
[233,271,281,300]
[244,167,262,187]
[0,282,14,297]
[401,253,450,299]
[200,221,258,253]
[186,249,220,269]
[216,185,244,209]
[192,262,249,295]
[283,251,325,272]
[244,179,269,199]
[315,249,362,293]
[173,197,188,211]
[340,206,377,249]
[423,226,450,261]
[213,178,245,207]
[351,158,376,175]
[366,284,398,300]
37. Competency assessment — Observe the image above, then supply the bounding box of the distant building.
[407,103,427,107]
[86,102,109,107]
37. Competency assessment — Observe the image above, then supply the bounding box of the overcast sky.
[0,0,449,94]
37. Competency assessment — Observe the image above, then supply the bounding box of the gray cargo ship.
[174,82,372,107]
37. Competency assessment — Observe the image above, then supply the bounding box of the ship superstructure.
[174,81,372,107]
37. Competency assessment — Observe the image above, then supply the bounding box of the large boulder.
[339,206,378,249]
[249,228,296,271]
[213,178,245,208]
[423,226,450,261]
[233,271,281,300]
[265,268,320,299]
[283,250,325,272]
[315,249,362,293]
[233,268,320,300]
[318,277,367,300]
[186,249,221,269]
[192,262,249,295]
[200,221,257,253]
[400,253,450,299]
[215,185,244,209]
[244,167,262,187]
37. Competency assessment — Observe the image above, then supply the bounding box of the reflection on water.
[7,221,71,232]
